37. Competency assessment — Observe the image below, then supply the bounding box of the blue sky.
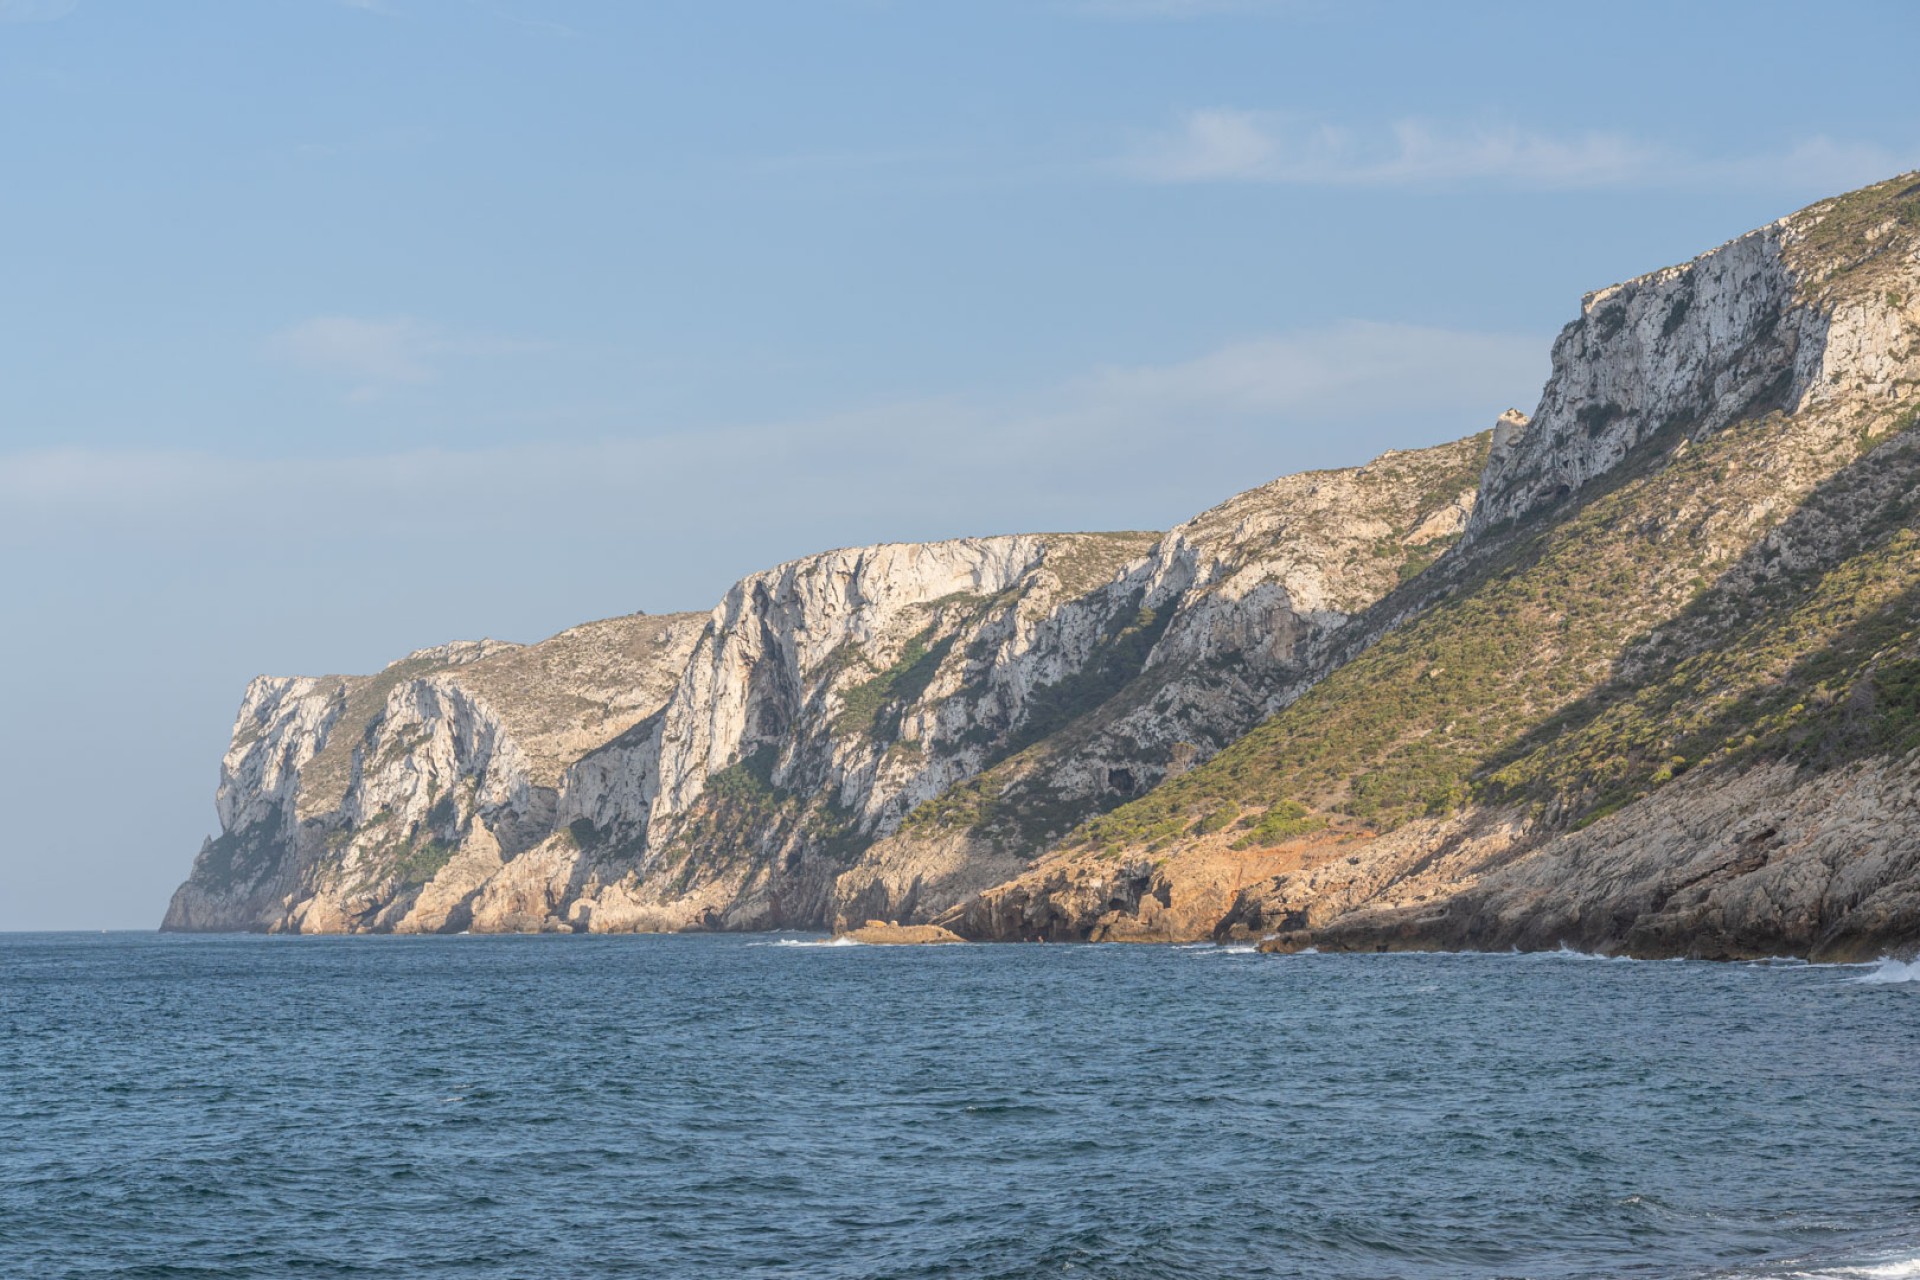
[3,0,1915,929]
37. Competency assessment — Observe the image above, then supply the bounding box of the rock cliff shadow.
[1474,418,1920,813]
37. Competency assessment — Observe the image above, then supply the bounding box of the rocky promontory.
[166,173,1920,960]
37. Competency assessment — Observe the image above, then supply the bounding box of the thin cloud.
[1071,322,1541,421]
[1117,109,1914,191]
[745,147,947,178]
[10,319,1544,546]
[264,315,542,400]
[0,0,78,21]
[266,316,437,389]
[1710,137,1919,194]
[1120,111,1660,188]
[1070,0,1303,16]
[469,3,577,36]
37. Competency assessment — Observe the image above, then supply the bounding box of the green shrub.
[833,628,955,740]
[1193,804,1240,836]
[1228,800,1328,850]
[1070,397,1920,844]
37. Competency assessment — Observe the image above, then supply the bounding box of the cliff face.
[963,173,1920,959]
[1468,223,1817,534]
[165,439,1481,934]
[830,436,1486,930]
[166,173,1920,957]
[495,531,1167,933]
[162,617,705,933]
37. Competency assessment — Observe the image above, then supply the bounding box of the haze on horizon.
[3,0,1916,930]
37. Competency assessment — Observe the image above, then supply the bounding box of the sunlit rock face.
[165,435,1484,934]
[167,174,1920,959]
[954,175,1920,960]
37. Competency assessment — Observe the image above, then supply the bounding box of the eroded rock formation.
[166,173,1920,958]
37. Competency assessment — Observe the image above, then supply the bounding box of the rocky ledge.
[836,921,967,945]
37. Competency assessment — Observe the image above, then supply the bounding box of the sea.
[2,932,1917,1280]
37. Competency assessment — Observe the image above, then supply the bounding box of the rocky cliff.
[960,173,1920,960]
[829,437,1486,930]
[162,616,705,932]
[166,172,1920,958]
[165,441,1483,934]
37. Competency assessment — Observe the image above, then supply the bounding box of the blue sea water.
[2,934,1918,1280]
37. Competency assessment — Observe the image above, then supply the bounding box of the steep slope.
[169,172,1920,954]
[830,435,1487,928]
[162,615,705,932]
[470,532,1159,932]
[956,173,1920,958]
[165,437,1484,934]
[461,438,1483,935]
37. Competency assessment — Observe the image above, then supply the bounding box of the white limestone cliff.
[162,613,705,932]
[166,174,1920,956]
[1469,226,1813,533]
[167,443,1483,934]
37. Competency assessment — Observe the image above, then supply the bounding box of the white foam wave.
[1786,1255,1920,1279]
[750,936,863,949]
[1840,1259,1920,1279]
[1850,957,1920,985]
[1719,1250,1920,1279]
[1529,943,1672,962]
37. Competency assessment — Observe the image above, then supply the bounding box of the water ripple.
[2,933,1917,1279]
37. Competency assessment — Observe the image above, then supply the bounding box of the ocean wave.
[1712,1248,1920,1279]
[751,937,863,949]
[1527,943,1702,963]
[1833,1258,1920,1279]
[1850,957,1920,985]
[1780,1254,1920,1279]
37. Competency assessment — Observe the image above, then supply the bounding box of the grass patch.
[833,628,956,741]
[1003,601,1173,757]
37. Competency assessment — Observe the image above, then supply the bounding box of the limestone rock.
[949,173,1920,960]
[162,612,705,932]
[837,921,966,945]
[163,173,1920,961]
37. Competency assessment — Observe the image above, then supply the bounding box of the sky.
[2,0,1915,930]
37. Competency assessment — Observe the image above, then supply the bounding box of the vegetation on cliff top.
[1076,175,1920,859]
[1076,383,1920,853]
[1784,171,1920,304]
